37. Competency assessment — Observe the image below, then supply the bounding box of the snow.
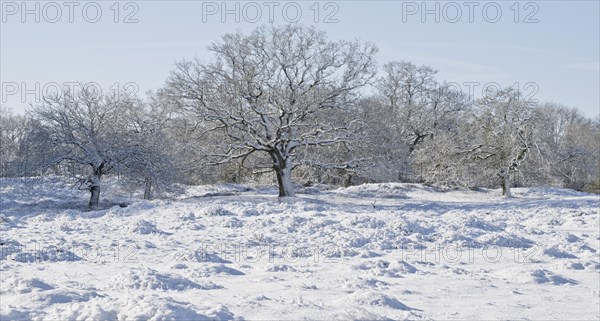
[1,178,599,320]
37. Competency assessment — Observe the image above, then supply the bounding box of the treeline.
[1,25,598,206]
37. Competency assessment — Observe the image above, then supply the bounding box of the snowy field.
[1,177,599,320]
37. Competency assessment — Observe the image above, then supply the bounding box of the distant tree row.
[1,25,598,206]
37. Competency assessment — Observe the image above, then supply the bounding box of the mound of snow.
[240,208,261,217]
[530,269,577,285]
[555,262,585,270]
[0,239,23,260]
[61,295,234,321]
[337,183,413,199]
[7,246,82,263]
[179,183,252,199]
[109,295,236,321]
[42,304,117,321]
[192,264,245,277]
[162,249,232,264]
[130,219,170,235]
[0,214,10,224]
[0,308,35,321]
[198,205,235,217]
[111,200,156,216]
[108,269,220,291]
[0,277,54,295]
[346,292,414,310]
[386,218,436,237]
[512,187,595,198]
[478,233,535,249]
[498,268,578,285]
[544,246,579,259]
[351,260,418,278]
[341,277,391,290]
[344,216,387,230]
[29,289,103,305]
[266,264,297,272]
[463,216,506,232]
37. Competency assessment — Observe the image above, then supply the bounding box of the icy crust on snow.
[1,179,599,320]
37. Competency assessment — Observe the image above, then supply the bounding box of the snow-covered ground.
[1,177,598,320]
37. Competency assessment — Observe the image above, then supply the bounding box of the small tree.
[166,25,377,196]
[29,88,134,207]
[120,93,181,200]
[0,106,29,177]
[466,87,535,197]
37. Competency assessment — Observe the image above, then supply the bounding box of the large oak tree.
[166,25,377,196]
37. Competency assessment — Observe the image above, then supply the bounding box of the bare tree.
[463,87,535,197]
[375,61,471,182]
[166,25,377,197]
[337,96,411,183]
[0,106,29,177]
[119,93,181,200]
[532,103,600,190]
[377,61,439,153]
[29,88,135,207]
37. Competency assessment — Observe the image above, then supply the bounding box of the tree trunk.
[143,177,152,200]
[89,185,100,208]
[502,173,512,198]
[275,165,295,197]
[343,173,353,187]
[270,150,295,197]
[88,164,103,208]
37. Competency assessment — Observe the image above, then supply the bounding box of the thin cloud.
[563,62,600,72]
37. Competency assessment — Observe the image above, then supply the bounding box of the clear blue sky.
[1,1,599,117]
